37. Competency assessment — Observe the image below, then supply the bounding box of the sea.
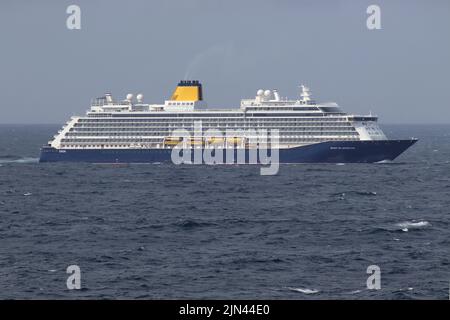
[0,124,449,299]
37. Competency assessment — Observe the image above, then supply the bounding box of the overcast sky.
[0,0,449,124]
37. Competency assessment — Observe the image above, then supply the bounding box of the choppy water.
[0,124,449,299]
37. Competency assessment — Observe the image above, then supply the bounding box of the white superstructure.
[49,81,387,150]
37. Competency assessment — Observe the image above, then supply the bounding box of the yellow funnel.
[169,80,203,101]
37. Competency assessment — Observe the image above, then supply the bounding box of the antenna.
[300,84,311,101]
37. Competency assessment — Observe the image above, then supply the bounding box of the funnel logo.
[170,121,279,175]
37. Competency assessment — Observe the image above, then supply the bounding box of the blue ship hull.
[39,139,417,163]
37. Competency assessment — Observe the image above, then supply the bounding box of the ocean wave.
[174,219,217,229]
[0,157,39,164]
[366,220,431,234]
[348,289,362,294]
[305,167,335,172]
[391,287,415,299]
[395,220,430,232]
[375,159,392,164]
[0,154,20,159]
[374,161,408,165]
[232,257,286,264]
[285,287,319,294]
[355,191,377,196]
[331,190,377,198]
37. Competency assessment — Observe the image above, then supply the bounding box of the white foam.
[375,159,393,164]
[396,221,430,229]
[349,289,362,294]
[0,157,39,164]
[286,287,319,294]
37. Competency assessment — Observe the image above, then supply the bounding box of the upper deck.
[87,83,353,119]
[47,80,388,150]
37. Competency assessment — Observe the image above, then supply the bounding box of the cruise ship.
[39,80,417,163]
